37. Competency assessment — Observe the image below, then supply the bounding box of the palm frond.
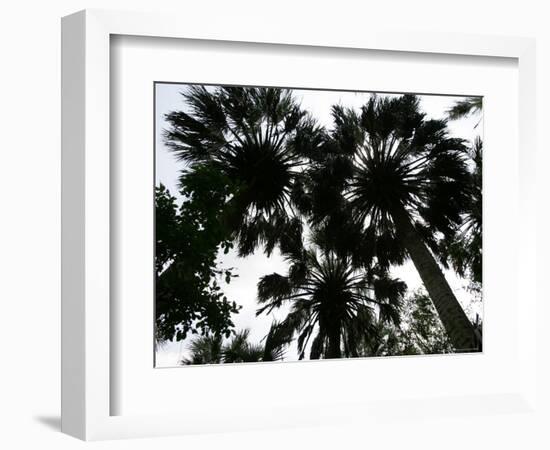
[446,97,482,121]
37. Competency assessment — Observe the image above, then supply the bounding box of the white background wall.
[0,1,548,448]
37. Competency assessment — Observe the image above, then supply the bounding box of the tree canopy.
[156,86,483,362]
[155,170,240,342]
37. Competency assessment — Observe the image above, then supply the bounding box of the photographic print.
[154,83,482,367]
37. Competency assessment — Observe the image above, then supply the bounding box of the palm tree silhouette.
[180,334,224,365]
[257,248,406,359]
[181,325,291,365]
[220,329,266,363]
[164,88,482,356]
[441,137,482,284]
[445,98,483,285]
[164,85,322,256]
[311,95,479,351]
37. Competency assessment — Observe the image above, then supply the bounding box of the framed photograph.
[61,9,537,441]
[153,82,483,368]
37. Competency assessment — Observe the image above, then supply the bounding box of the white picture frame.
[61,9,537,441]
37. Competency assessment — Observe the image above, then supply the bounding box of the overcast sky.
[154,83,483,367]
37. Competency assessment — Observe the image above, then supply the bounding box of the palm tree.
[445,96,482,283]
[164,85,324,256]
[180,334,224,365]
[257,248,406,359]
[221,330,265,363]
[441,137,482,285]
[446,97,482,121]
[314,95,479,352]
[181,325,290,365]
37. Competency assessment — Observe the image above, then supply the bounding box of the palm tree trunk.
[326,328,341,359]
[391,207,479,352]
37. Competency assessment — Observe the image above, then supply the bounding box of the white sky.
[155,83,483,367]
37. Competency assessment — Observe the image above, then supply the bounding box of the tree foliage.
[440,138,483,284]
[155,173,240,343]
[256,248,406,359]
[181,325,291,365]
[298,94,478,350]
[158,87,483,361]
[299,95,472,269]
[357,290,453,357]
[446,97,482,121]
[164,85,322,257]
